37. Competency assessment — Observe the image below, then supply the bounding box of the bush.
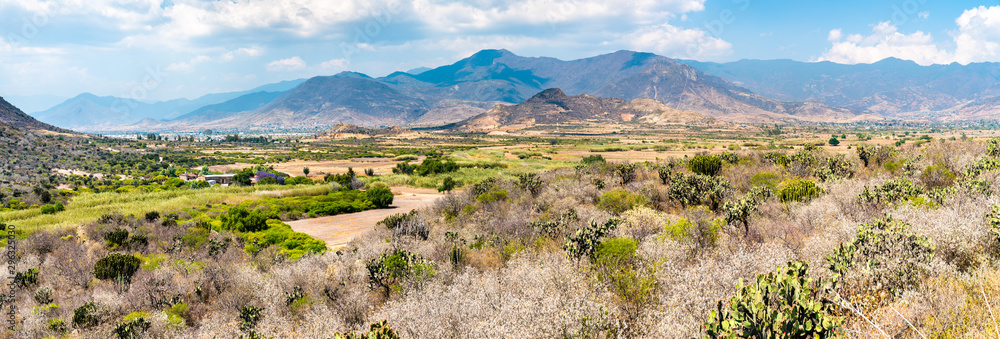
[581,154,606,164]
[593,238,637,266]
[94,253,141,284]
[73,302,99,328]
[828,137,840,146]
[40,202,64,214]
[378,211,428,241]
[238,305,264,333]
[705,261,842,338]
[439,176,458,192]
[597,189,649,214]
[748,172,781,189]
[689,155,722,176]
[105,228,129,247]
[777,179,823,203]
[920,162,956,189]
[367,249,437,298]
[220,206,272,233]
[366,187,394,208]
[113,317,151,339]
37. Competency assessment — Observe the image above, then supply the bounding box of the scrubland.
[8,135,1000,338]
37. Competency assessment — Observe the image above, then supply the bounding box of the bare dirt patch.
[286,187,443,249]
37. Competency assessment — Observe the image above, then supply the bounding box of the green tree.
[366,187,394,208]
[439,176,458,192]
[828,137,840,146]
[303,167,310,176]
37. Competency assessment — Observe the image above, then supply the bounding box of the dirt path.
[286,187,443,250]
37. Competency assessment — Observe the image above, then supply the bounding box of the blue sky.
[1,0,999,109]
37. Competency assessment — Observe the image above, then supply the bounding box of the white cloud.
[319,58,349,71]
[827,29,842,42]
[626,24,732,59]
[166,55,210,72]
[954,5,1000,64]
[918,11,929,19]
[266,56,306,72]
[817,6,1000,65]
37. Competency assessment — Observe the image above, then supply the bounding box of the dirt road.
[286,187,443,249]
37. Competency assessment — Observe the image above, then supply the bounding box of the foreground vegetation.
[9,124,1000,337]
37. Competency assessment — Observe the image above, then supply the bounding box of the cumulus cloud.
[817,5,1000,65]
[266,56,307,72]
[626,24,732,59]
[319,58,349,71]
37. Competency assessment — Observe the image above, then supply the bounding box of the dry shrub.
[614,206,667,241]
[645,240,793,337]
[373,252,615,338]
[894,194,997,271]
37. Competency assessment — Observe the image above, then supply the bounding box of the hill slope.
[456,88,721,132]
[0,96,66,132]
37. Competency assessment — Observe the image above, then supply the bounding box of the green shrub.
[689,155,722,176]
[717,151,739,164]
[243,220,326,259]
[40,202,64,214]
[920,162,956,189]
[777,179,823,203]
[105,229,129,247]
[366,187,394,208]
[748,172,781,189]
[593,238,637,265]
[581,154,606,164]
[476,188,508,204]
[828,137,840,146]
[597,189,649,214]
[813,154,856,182]
[220,206,272,233]
[705,261,842,338]
[48,318,67,333]
[73,302,98,328]
[439,176,458,192]
[94,253,141,284]
[366,249,437,298]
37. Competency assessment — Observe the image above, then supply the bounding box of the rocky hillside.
[0,96,66,132]
[456,88,723,132]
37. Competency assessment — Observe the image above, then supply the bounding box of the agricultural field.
[5,124,1000,337]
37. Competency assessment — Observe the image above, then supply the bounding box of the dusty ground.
[208,157,426,178]
[286,187,443,250]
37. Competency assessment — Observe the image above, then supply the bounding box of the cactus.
[333,320,400,339]
[366,249,436,298]
[689,155,721,176]
[563,218,619,260]
[704,261,843,338]
[94,253,141,285]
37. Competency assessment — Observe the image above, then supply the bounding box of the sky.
[1,0,999,109]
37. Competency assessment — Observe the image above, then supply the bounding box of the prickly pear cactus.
[704,261,843,339]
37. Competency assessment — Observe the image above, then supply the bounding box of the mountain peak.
[466,49,516,67]
[332,71,372,79]
[527,88,567,101]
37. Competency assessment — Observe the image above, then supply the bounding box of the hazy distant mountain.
[172,91,285,123]
[153,49,866,131]
[4,94,68,113]
[33,79,306,131]
[680,58,1000,118]
[0,96,66,132]
[457,88,722,132]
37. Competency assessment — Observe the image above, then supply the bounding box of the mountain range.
[679,58,1000,120]
[23,49,1000,132]
[30,79,305,131]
